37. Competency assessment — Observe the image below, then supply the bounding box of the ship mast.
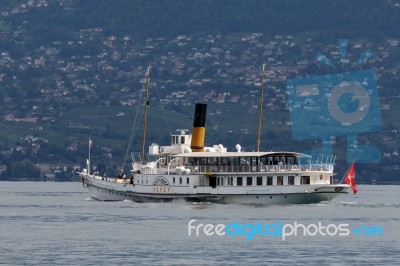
[141,66,151,162]
[257,64,265,152]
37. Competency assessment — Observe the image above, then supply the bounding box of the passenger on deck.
[117,171,124,179]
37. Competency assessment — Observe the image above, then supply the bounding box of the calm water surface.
[0,182,399,265]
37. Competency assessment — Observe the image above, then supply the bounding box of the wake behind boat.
[79,67,356,204]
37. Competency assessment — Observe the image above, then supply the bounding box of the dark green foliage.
[11,161,41,180]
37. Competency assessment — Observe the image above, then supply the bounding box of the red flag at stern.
[344,162,358,194]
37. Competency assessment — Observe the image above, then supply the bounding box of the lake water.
[0,182,399,265]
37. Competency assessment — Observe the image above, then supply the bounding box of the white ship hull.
[81,173,349,204]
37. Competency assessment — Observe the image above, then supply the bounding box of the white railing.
[194,164,333,173]
[132,163,333,175]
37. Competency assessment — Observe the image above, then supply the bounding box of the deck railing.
[138,163,334,175]
[194,163,333,173]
